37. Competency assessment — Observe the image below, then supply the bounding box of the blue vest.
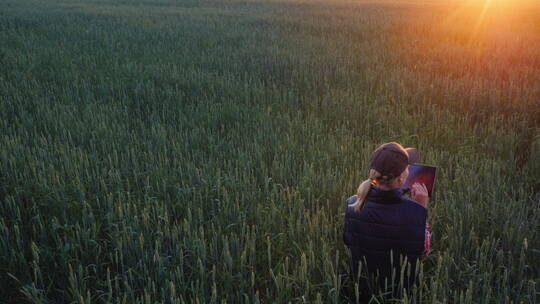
[343,186,427,293]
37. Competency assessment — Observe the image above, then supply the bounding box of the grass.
[0,0,539,302]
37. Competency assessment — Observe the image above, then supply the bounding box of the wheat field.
[0,0,539,303]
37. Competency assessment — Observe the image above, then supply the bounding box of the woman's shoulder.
[401,197,428,216]
[343,195,361,216]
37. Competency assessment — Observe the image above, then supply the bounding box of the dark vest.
[343,186,427,295]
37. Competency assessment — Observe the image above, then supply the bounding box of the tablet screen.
[401,164,437,197]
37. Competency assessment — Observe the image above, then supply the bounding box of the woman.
[343,142,430,301]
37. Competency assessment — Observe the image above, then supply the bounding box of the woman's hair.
[349,169,395,212]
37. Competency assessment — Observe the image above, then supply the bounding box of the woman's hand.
[411,183,429,207]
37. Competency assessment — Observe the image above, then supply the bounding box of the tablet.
[401,164,438,197]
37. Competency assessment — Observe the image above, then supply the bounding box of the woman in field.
[343,142,430,301]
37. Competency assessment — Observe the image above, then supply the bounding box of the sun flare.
[441,0,538,45]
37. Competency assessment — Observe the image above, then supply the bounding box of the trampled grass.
[0,0,539,303]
